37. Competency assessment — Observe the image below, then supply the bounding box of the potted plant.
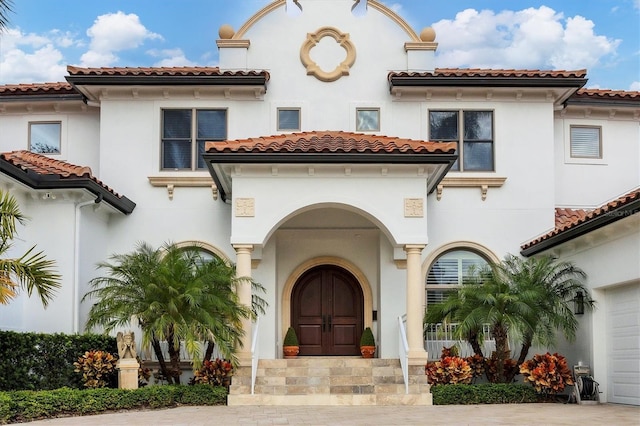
[360,327,376,358]
[283,326,299,358]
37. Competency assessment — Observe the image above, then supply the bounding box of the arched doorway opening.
[291,265,364,356]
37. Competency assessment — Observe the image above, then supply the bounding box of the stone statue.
[117,331,137,359]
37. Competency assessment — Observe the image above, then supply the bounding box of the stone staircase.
[227,357,431,405]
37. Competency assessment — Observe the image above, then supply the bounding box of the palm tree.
[424,254,591,383]
[0,0,13,31]
[0,189,61,306]
[83,242,266,384]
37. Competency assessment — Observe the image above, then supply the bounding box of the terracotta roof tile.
[574,88,640,100]
[66,65,269,78]
[389,68,588,79]
[205,131,457,155]
[522,188,640,250]
[0,82,77,96]
[0,150,125,199]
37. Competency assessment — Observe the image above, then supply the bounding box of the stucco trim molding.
[173,240,231,264]
[436,176,507,201]
[148,175,218,200]
[281,256,373,339]
[300,27,356,82]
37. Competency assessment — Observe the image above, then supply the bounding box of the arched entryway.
[291,265,364,356]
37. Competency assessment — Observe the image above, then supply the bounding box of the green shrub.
[432,383,539,405]
[0,331,117,391]
[283,327,298,346]
[0,385,226,424]
[359,327,375,347]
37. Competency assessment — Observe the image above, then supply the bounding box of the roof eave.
[65,75,268,87]
[0,161,136,215]
[0,94,84,103]
[565,97,640,109]
[388,76,588,89]
[520,199,640,256]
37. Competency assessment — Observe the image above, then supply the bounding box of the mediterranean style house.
[0,0,638,406]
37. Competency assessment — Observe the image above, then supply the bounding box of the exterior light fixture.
[574,291,585,315]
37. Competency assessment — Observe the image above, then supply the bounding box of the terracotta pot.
[360,345,376,358]
[283,345,299,359]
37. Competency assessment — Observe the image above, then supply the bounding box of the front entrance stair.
[227,357,431,405]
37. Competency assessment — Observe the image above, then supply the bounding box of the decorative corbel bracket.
[436,176,507,201]
[148,176,218,201]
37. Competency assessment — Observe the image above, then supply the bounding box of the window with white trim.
[29,122,61,154]
[425,250,489,307]
[161,109,226,170]
[429,110,494,171]
[277,108,301,131]
[570,125,601,159]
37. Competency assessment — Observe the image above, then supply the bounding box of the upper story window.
[161,109,227,170]
[356,108,380,132]
[29,122,61,154]
[429,110,494,171]
[570,125,601,159]
[425,250,489,308]
[277,108,301,131]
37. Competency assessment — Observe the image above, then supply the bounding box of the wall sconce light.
[574,291,585,315]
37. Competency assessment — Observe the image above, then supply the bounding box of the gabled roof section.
[388,68,588,88]
[0,151,136,215]
[521,188,640,256]
[66,66,270,86]
[203,131,458,202]
[0,82,82,102]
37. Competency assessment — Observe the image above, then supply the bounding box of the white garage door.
[607,283,640,405]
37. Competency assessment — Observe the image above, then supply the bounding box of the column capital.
[233,244,254,254]
[403,244,425,254]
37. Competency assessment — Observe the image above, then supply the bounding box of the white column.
[405,244,428,365]
[233,244,254,367]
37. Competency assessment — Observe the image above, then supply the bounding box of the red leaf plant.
[520,352,574,396]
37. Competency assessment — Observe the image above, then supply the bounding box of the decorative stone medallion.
[300,26,356,82]
[235,198,255,217]
[404,198,424,217]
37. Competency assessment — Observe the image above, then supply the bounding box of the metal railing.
[251,317,260,395]
[424,322,495,360]
[397,315,409,394]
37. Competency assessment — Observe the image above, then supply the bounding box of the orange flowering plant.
[519,352,574,396]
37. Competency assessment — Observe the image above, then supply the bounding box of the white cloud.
[79,11,161,67]
[433,6,620,71]
[630,81,640,91]
[0,28,71,83]
[147,48,196,67]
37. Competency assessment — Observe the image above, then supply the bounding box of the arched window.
[425,249,489,307]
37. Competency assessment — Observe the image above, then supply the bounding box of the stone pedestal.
[116,358,140,389]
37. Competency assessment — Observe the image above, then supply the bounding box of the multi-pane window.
[277,108,301,131]
[161,109,226,170]
[29,122,61,154]
[356,108,380,132]
[425,250,488,308]
[429,111,494,171]
[570,126,601,159]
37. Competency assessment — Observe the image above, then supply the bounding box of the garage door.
[607,283,640,405]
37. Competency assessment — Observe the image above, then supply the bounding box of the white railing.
[397,315,409,394]
[251,317,260,395]
[424,322,495,360]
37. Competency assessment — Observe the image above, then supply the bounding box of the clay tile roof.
[66,65,269,79]
[573,88,640,101]
[205,131,457,155]
[521,188,640,252]
[389,68,588,79]
[0,151,135,214]
[0,82,78,97]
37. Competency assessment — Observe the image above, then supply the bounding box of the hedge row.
[0,385,227,424]
[0,331,117,391]
[432,383,539,405]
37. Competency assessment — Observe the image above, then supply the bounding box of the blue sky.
[0,0,638,90]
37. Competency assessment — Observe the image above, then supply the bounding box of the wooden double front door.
[291,265,364,356]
